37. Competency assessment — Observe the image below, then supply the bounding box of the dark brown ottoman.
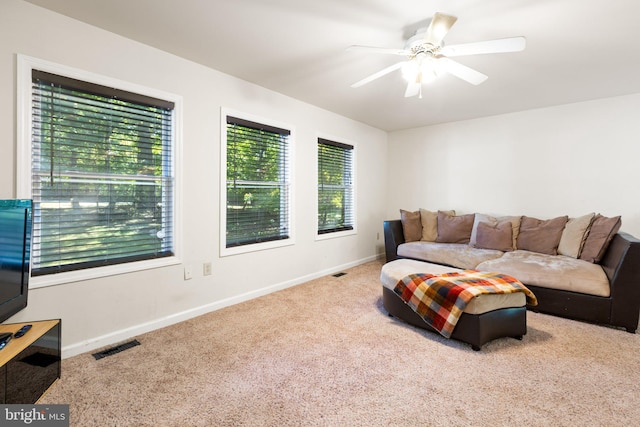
[380,259,528,350]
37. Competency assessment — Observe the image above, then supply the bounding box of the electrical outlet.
[203,262,212,276]
[184,265,193,280]
[377,232,380,240]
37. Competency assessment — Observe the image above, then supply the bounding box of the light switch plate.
[184,265,193,280]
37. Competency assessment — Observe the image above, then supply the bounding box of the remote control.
[0,332,11,350]
[14,324,32,338]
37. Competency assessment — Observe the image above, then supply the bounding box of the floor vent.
[92,340,140,360]
[333,272,347,278]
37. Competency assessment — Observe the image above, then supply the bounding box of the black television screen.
[0,199,32,324]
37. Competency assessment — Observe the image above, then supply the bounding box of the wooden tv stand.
[0,319,61,403]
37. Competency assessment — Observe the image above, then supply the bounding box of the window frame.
[315,134,357,240]
[17,55,183,288]
[220,108,295,257]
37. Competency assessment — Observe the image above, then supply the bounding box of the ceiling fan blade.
[439,58,488,85]
[404,82,421,98]
[440,36,526,57]
[351,61,404,88]
[423,12,458,46]
[347,45,410,56]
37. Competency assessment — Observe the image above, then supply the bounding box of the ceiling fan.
[349,12,526,98]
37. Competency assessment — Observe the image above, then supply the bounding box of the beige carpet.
[41,260,640,426]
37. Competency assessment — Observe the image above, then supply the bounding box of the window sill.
[29,256,182,289]
[315,228,357,241]
[220,238,294,257]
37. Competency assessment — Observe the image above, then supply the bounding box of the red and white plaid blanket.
[394,270,537,339]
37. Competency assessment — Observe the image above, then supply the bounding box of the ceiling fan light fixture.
[401,60,419,82]
[401,55,441,84]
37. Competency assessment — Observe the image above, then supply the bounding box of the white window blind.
[225,116,291,248]
[30,70,175,275]
[317,138,354,234]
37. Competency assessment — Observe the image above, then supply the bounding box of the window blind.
[31,70,175,275]
[317,138,354,234]
[226,116,290,247]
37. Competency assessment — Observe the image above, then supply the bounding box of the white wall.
[387,94,640,238]
[0,1,388,357]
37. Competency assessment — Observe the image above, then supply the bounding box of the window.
[317,138,354,235]
[26,67,177,277]
[223,114,292,253]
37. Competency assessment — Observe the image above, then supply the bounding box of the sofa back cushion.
[400,209,422,242]
[557,213,596,258]
[579,214,622,263]
[420,208,454,242]
[517,215,568,255]
[475,220,514,252]
[436,211,475,244]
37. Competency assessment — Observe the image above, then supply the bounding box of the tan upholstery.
[398,241,504,270]
[477,250,610,297]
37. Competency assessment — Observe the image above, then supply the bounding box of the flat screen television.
[0,199,32,324]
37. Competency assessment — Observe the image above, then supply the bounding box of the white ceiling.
[25,0,640,131]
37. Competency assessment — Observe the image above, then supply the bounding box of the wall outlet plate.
[203,262,212,276]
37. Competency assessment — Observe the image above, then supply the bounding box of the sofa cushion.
[400,209,422,242]
[516,215,568,255]
[557,213,595,258]
[397,241,504,270]
[420,208,454,242]
[475,220,513,252]
[470,214,521,250]
[380,259,460,290]
[476,250,610,297]
[579,214,622,263]
[436,212,475,244]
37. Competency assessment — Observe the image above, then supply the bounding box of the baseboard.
[62,254,382,358]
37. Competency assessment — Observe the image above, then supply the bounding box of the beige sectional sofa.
[383,209,640,333]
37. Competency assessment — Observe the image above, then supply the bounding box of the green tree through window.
[225,116,290,247]
[31,70,175,275]
[318,138,354,234]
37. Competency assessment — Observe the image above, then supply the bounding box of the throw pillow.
[400,209,422,242]
[436,211,475,244]
[579,214,622,263]
[557,213,596,258]
[475,220,514,252]
[420,208,454,242]
[470,214,521,250]
[469,213,496,246]
[516,215,568,255]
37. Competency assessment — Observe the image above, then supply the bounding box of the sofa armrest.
[600,232,640,332]
[383,220,405,262]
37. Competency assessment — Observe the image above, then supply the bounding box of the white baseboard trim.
[62,254,382,358]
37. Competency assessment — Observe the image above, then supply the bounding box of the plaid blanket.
[394,270,537,339]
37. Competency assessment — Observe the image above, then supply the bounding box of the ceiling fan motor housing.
[406,30,443,57]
